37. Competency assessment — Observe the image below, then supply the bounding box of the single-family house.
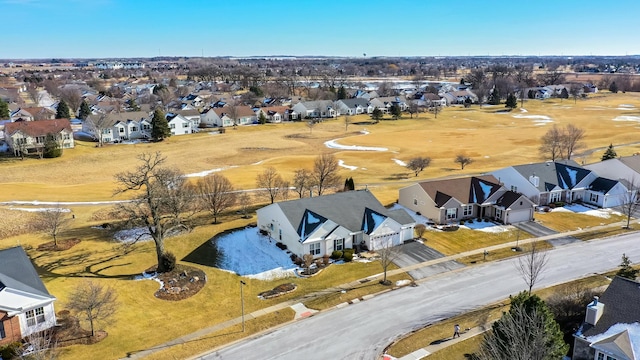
[20,107,55,121]
[4,119,74,156]
[491,161,627,207]
[10,108,34,122]
[291,100,337,119]
[82,111,151,143]
[370,96,408,112]
[573,276,640,360]
[441,90,478,105]
[256,190,415,258]
[167,114,193,135]
[0,247,57,346]
[585,155,640,186]
[199,106,257,127]
[255,106,291,123]
[398,175,535,225]
[416,93,446,108]
[526,87,552,100]
[173,110,201,129]
[336,99,374,116]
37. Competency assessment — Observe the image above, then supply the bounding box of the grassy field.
[2,92,640,359]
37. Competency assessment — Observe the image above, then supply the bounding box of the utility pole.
[240,280,246,332]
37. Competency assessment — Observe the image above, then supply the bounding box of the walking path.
[123,219,636,360]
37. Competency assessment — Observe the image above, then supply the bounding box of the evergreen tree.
[0,98,9,119]
[479,292,568,360]
[56,99,71,119]
[617,253,639,280]
[488,88,501,105]
[609,81,619,94]
[337,86,348,100]
[528,89,536,99]
[560,88,569,99]
[150,108,171,141]
[390,104,402,120]
[127,98,140,111]
[371,108,383,121]
[78,100,91,120]
[601,144,617,161]
[505,93,518,109]
[343,177,355,191]
[258,112,267,124]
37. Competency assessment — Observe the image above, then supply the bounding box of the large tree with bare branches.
[197,173,236,223]
[539,124,585,161]
[256,167,289,204]
[312,153,341,196]
[37,204,70,246]
[516,242,549,295]
[292,168,312,198]
[85,114,113,147]
[67,281,118,338]
[114,152,197,272]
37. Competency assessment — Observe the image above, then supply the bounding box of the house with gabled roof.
[0,247,57,346]
[370,96,408,112]
[291,100,337,119]
[4,119,74,156]
[200,106,257,127]
[573,276,640,360]
[585,155,640,186]
[82,111,151,143]
[398,175,535,224]
[255,106,291,123]
[336,98,374,115]
[491,160,628,207]
[256,190,415,258]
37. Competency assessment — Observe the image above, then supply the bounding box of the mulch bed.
[258,283,297,299]
[37,238,81,251]
[54,311,107,347]
[147,265,207,301]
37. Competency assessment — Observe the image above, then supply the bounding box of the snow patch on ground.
[8,207,71,213]
[338,160,358,171]
[613,115,640,123]
[392,158,407,167]
[215,227,297,280]
[184,165,238,177]
[113,227,152,243]
[324,130,387,151]
[251,160,265,165]
[512,114,553,125]
[618,104,636,108]
[520,108,528,113]
[551,204,618,218]
[460,221,513,233]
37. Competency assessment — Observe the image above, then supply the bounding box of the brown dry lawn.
[2,92,640,359]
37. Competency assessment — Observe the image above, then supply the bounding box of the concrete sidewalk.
[125,219,636,359]
[389,326,490,360]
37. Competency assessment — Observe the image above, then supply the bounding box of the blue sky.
[2,0,640,59]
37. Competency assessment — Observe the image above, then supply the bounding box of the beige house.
[4,119,74,156]
[398,175,535,225]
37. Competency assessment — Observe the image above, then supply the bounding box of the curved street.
[197,232,640,360]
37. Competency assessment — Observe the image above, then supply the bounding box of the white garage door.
[370,233,401,251]
[507,209,531,224]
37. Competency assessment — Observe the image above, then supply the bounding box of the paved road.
[393,241,464,280]
[199,233,640,360]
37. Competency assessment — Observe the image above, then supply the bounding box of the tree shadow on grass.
[182,237,221,268]
[124,328,245,358]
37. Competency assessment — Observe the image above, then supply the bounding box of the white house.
[4,119,74,156]
[199,106,257,127]
[291,100,337,119]
[82,112,151,143]
[336,99,374,115]
[0,247,57,346]
[256,190,415,258]
[167,114,193,135]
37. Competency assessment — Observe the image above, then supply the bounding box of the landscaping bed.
[258,283,297,299]
[144,265,207,301]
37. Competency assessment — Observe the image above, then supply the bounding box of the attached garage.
[506,208,533,224]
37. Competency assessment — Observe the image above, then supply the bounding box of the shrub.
[275,242,287,250]
[415,211,421,216]
[322,255,330,266]
[343,252,353,262]
[343,248,354,256]
[460,220,465,225]
[219,128,226,134]
[160,251,176,272]
[331,250,343,260]
[555,201,565,207]
[467,219,473,223]
[0,342,21,359]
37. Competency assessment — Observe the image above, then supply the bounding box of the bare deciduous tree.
[67,281,118,337]
[516,242,549,295]
[621,178,640,229]
[414,224,427,239]
[37,204,71,246]
[237,192,252,219]
[306,120,316,134]
[377,239,401,285]
[312,153,341,196]
[563,124,585,160]
[197,173,236,223]
[114,152,198,272]
[539,125,565,161]
[85,114,112,147]
[20,327,58,360]
[59,88,83,116]
[256,167,288,204]
[406,156,431,177]
[455,154,474,170]
[292,168,312,198]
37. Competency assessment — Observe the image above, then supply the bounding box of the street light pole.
[240,280,246,332]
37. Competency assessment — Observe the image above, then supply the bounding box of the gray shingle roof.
[0,246,52,299]
[582,276,640,338]
[276,190,414,237]
[589,177,619,193]
[339,98,370,108]
[512,160,591,191]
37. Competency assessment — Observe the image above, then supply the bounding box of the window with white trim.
[0,321,5,339]
[446,208,457,220]
[549,191,561,203]
[510,185,518,192]
[495,208,503,219]
[25,307,45,327]
[334,238,344,251]
[463,205,473,217]
[590,193,599,202]
[309,243,321,255]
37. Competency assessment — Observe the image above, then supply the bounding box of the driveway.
[513,221,579,246]
[392,241,464,280]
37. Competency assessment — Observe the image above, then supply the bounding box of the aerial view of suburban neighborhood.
[2,1,640,360]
